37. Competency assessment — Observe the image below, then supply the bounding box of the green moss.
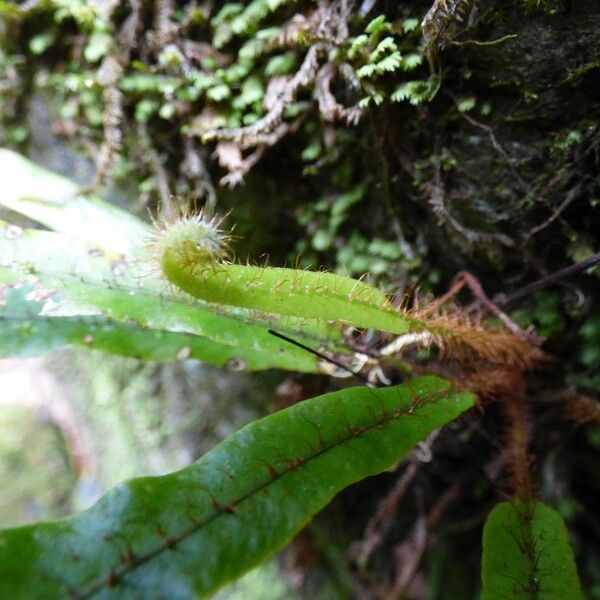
[0,405,74,527]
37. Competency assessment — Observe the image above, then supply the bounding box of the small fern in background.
[348,15,429,107]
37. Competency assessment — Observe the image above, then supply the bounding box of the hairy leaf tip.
[149,210,231,278]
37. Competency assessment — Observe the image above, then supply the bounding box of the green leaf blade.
[161,253,411,334]
[0,223,344,372]
[0,376,474,599]
[0,149,149,255]
[0,279,323,371]
[482,501,582,600]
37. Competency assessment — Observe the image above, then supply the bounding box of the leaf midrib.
[74,386,458,599]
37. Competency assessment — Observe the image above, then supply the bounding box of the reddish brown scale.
[120,549,135,564]
[165,537,177,549]
[266,463,278,477]
[561,392,600,425]
[525,577,541,593]
[187,512,199,525]
[287,457,303,471]
[518,503,534,524]
[365,405,379,423]
[106,571,119,587]
[222,504,237,514]
[520,540,535,559]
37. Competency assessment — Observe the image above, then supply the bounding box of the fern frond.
[365,15,391,36]
[375,52,402,74]
[391,80,428,105]
[369,37,397,62]
[402,53,423,71]
[356,63,377,79]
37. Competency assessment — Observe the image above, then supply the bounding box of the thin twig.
[137,123,174,218]
[349,432,440,577]
[453,101,531,194]
[389,481,462,599]
[182,137,217,215]
[315,62,363,124]
[493,251,600,307]
[419,270,542,344]
[449,33,518,47]
[349,462,421,571]
[520,184,582,247]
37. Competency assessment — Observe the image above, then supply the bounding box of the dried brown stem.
[422,0,477,52]
[350,464,421,572]
[90,83,124,189]
[493,250,600,307]
[521,183,583,247]
[202,45,321,144]
[81,1,141,192]
[315,62,363,124]
[388,481,462,599]
[349,432,440,574]
[417,270,543,346]
[181,137,217,214]
[137,123,174,217]
[423,158,514,246]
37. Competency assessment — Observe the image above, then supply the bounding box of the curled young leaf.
[154,212,411,334]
